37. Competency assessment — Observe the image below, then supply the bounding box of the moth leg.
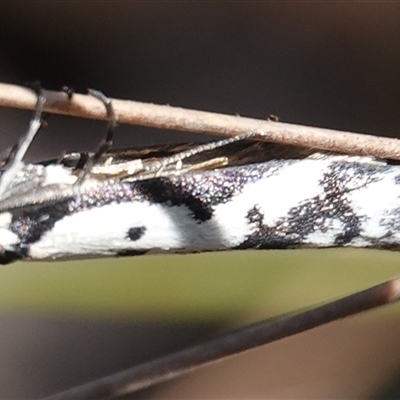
[0,88,45,198]
[60,85,75,99]
[87,89,118,164]
[76,89,118,182]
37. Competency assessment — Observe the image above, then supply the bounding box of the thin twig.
[42,276,400,400]
[1,83,400,160]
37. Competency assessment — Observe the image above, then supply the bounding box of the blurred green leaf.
[0,249,399,321]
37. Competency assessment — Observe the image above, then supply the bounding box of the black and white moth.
[3,90,400,400]
[1,96,400,264]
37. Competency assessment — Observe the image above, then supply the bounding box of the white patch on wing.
[254,159,327,224]
[0,212,19,250]
[0,212,12,228]
[347,170,400,242]
[305,218,345,246]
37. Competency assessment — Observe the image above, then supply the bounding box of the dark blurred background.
[1,3,400,399]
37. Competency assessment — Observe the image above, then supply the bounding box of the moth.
[1,93,400,265]
[2,90,400,400]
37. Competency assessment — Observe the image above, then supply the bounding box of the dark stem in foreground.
[42,276,400,400]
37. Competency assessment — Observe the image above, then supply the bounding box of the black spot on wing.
[236,206,303,250]
[10,201,72,244]
[322,161,375,246]
[127,226,146,241]
[136,178,213,221]
[117,249,149,257]
[0,250,23,264]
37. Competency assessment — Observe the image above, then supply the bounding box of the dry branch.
[1,83,400,159]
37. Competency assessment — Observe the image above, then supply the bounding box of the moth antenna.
[76,89,118,181]
[0,88,45,198]
[146,131,262,176]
